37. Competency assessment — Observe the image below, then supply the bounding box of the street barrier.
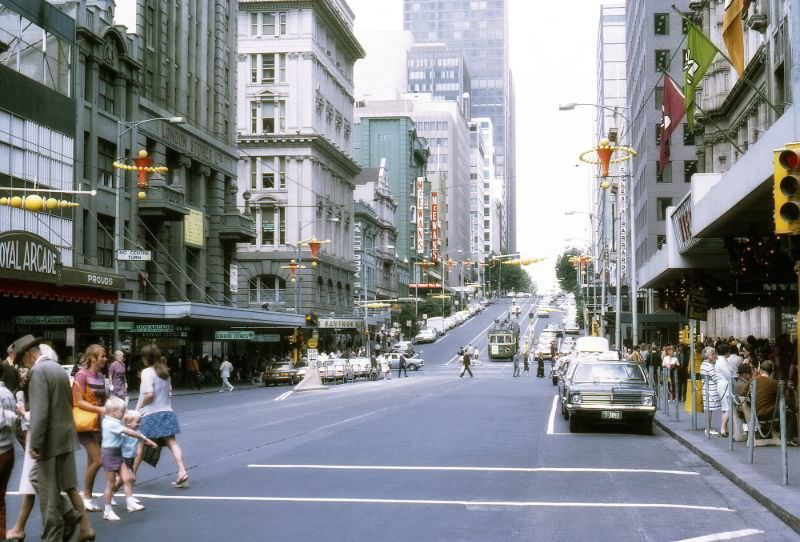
[704,374,712,438]
[779,380,789,486]
[728,374,734,452]
[747,378,757,464]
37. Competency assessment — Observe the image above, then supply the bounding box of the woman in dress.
[135,345,190,488]
[699,346,721,435]
[72,344,108,512]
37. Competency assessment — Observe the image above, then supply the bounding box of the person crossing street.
[397,353,408,378]
[460,349,473,378]
[219,358,234,392]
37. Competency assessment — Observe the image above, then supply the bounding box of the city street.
[7,299,796,541]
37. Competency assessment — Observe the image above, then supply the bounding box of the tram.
[487,319,520,361]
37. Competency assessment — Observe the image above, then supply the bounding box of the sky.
[115,0,607,291]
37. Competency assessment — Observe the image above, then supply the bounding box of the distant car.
[262,362,299,386]
[414,329,437,343]
[391,341,416,357]
[537,311,550,318]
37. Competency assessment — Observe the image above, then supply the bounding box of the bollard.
[728,374,734,452]
[779,381,788,486]
[748,378,757,464]
[705,375,712,438]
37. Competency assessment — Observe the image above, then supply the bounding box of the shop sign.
[619,180,627,280]
[408,283,442,289]
[184,210,205,248]
[214,331,255,341]
[671,194,700,254]
[318,318,364,329]
[13,315,73,325]
[60,268,126,290]
[0,231,59,279]
[685,288,708,321]
[117,250,152,261]
[736,281,797,294]
[134,324,176,333]
[353,222,362,293]
[431,192,439,262]
[90,321,134,331]
[416,177,424,254]
[255,334,281,343]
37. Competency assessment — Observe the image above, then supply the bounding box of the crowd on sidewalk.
[0,337,194,542]
[624,336,799,446]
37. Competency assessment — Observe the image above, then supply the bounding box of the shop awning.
[0,279,117,304]
[94,300,305,327]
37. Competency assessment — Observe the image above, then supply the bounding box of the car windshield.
[573,363,645,383]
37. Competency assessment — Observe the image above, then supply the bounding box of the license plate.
[601,411,622,420]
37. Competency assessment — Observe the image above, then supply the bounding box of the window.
[261,102,275,133]
[657,235,667,249]
[683,123,695,145]
[261,12,275,35]
[682,17,690,35]
[97,67,115,114]
[97,138,115,188]
[96,213,115,268]
[279,12,287,34]
[262,163,274,189]
[250,13,258,35]
[261,54,275,83]
[684,160,698,183]
[656,162,672,183]
[654,13,669,35]
[655,87,664,109]
[655,49,670,71]
[250,157,258,189]
[655,124,662,145]
[258,206,285,246]
[656,198,673,221]
[248,275,286,304]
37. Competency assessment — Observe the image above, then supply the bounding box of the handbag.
[72,374,99,432]
[141,442,162,467]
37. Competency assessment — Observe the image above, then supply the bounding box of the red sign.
[416,178,424,254]
[431,191,439,262]
[409,282,442,289]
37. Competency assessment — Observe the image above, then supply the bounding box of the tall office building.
[403,0,514,252]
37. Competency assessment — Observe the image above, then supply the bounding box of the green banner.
[684,23,720,132]
[214,331,255,341]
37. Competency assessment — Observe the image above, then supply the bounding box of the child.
[101,396,156,521]
[115,410,146,499]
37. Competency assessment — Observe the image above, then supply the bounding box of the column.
[206,169,225,304]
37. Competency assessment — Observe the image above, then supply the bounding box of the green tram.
[487,319,520,361]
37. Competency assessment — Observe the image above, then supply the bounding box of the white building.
[235,0,365,314]
[470,118,495,260]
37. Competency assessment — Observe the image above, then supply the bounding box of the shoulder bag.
[73,371,100,432]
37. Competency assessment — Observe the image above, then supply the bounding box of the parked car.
[379,352,425,371]
[348,357,372,380]
[414,329,437,343]
[563,359,656,434]
[391,341,416,357]
[319,359,354,383]
[262,362,299,386]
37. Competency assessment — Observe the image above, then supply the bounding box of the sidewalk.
[127,381,263,402]
[655,407,800,535]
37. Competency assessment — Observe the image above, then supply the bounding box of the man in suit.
[1,345,19,394]
[13,335,94,542]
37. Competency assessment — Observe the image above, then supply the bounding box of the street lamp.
[560,102,637,349]
[290,216,339,312]
[363,244,394,359]
[112,116,186,351]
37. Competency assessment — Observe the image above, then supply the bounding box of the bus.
[487,319,520,361]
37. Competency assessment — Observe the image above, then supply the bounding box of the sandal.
[171,475,191,489]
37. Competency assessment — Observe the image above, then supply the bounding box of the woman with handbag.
[72,345,108,512]
[135,345,190,488]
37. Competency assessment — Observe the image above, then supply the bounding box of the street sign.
[13,316,74,325]
[65,327,75,347]
[422,314,428,320]
[117,250,152,261]
[307,337,318,349]
[91,321,134,331]
[214,331,255,341]
[406,320,412,327]
[254,334,280,343]
[686,289,708,321]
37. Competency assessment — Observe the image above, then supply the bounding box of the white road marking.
[246,464,699,476]
[81,493,731,512]
[673,529,765,542]
[546,394,558,435]
[275,391,293,402]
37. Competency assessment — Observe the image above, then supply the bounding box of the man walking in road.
[512,354,521,377]
[460,350,473,378]
[397,353,408,378]
[14,335,94,542]
[219,358,234,392]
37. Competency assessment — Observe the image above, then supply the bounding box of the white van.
[574,336,610,354]
[426,316,447,336]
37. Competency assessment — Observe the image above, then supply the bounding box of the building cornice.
[238,133,360,177]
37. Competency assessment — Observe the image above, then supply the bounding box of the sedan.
[379,352,425,371]
[262,363,298,386]
[414,329,437,343]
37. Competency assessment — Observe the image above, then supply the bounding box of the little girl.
[101,396,156,521]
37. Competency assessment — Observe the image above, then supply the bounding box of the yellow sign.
[184,209,204,247]
[307,337,318,349]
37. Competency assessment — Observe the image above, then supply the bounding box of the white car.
[414,329,437,343]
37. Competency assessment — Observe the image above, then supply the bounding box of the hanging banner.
[353,221,362,294]
[431,191,439,262]
[619,178,628,280]
[416,177,424,254]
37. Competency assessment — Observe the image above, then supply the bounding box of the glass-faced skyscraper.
[403,0,514,252]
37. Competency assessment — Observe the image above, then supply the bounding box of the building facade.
[235,0,365,317]
[403,0,515,252]
[407,42,471,109]
[469,117,493,263]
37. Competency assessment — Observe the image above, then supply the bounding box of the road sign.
[117,250,152,261]
[214,331,255,341]
[686,289,708,321]
[307,337,318,349]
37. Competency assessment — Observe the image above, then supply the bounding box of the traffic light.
[679,326,690,345]
[590,319,600,337]
[304,313,318,327]
[774,143,800,234]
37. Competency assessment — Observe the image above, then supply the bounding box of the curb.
[655,418,800,535]
[128,384,263,402]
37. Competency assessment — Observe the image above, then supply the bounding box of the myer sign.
[0,231,59,277]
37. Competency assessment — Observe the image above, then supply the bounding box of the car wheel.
[640,418,654,436]
[552,377,558,386]
[568,415,582,433]
[561,402,568,420]
[409,364,418,371]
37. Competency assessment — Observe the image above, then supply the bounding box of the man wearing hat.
[13,335,94,542]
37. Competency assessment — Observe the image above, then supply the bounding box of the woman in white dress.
[699,346,721,435]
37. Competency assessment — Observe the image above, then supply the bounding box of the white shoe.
[229,387,235,392]
[82,497,101,512]
[127,500,145,513]
[103,509,121,521]
[111,497,118,506]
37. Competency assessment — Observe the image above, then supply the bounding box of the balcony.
[138,181,189,221]
[219,211,256,243]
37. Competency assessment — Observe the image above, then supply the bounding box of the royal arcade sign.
[0,231,124,290]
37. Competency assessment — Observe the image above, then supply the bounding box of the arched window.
[248,275,286,304]
[337,281,343,307]
[316,277,323,303]
[327,279,334,306]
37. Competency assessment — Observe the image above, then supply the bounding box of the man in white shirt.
[219,358,234,392]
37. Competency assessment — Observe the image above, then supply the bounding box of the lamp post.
[291,217,339,313]
[560,102,637,349]
[362,244,394,359]
[113,116,185,351]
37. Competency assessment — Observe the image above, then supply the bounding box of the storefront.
[0,231,123,362]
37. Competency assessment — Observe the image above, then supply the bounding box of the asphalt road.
[7,298,797,541]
